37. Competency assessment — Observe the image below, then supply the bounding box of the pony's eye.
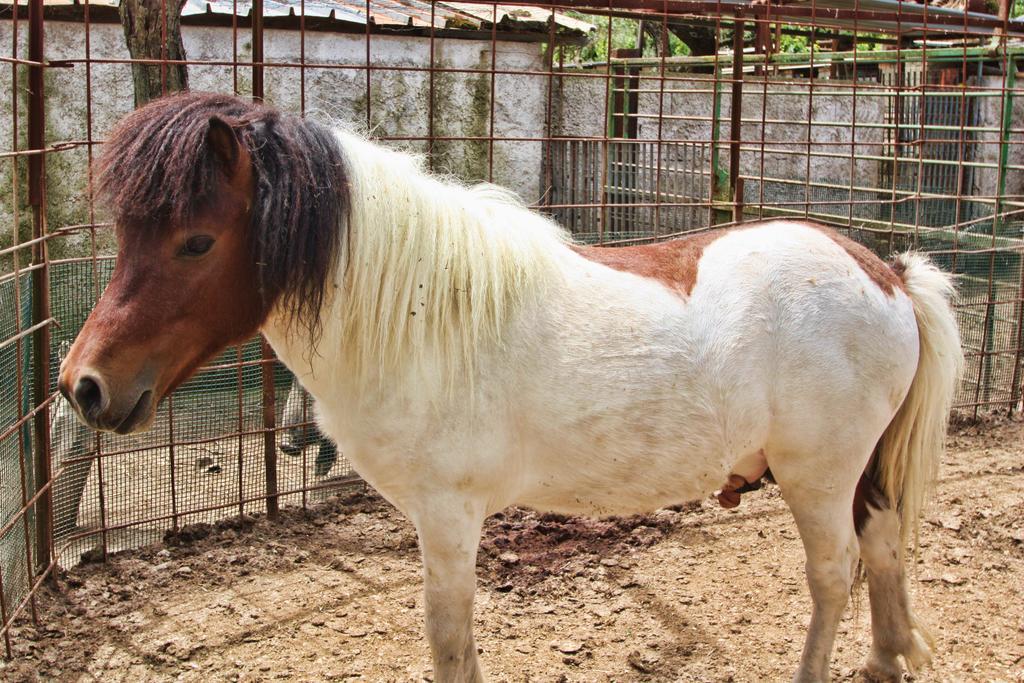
[179,235,215,257]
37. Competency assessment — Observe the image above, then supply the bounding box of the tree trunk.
[119,0,189,107]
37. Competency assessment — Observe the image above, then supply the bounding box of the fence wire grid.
[1,0,1023,659]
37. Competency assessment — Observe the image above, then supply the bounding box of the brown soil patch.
[3,417,1023,682]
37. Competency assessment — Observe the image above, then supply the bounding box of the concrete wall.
[972,75,1024,208]
[551,70,606,138]
[551,66,1024,232]
[636,75,887,193]
[551,68,887,205]
[0,21,549,258]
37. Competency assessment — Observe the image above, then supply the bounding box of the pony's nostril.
[73,376,104,417]
[57,377,71,402]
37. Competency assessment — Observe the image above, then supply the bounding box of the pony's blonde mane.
[332,130,569,398]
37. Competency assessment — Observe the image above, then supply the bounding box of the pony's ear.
[206,116,243,177]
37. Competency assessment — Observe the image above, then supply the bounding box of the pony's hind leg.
[856,477,933,682]
[410,500,487,683]
[770,449,864,683]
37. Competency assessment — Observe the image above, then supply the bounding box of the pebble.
[627,649,658,673]
[554,640,583,654]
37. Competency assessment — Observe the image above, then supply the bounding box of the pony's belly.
[515,436,732,517]
[516,470,715,517]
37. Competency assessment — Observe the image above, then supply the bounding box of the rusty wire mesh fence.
[0,0,1023,658]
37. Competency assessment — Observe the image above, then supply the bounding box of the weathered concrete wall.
[0,21,548,258]
[552,71,606,138]
[552,67,1024,230]
[972,75,1024,213]
[635,75,887,194]
[551,68,889,223]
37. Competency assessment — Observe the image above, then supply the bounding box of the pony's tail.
[873,253,964,554]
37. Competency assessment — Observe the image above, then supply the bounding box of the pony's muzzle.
[114,390,154,434]
[72,375,105,421]
[59,368,155,434]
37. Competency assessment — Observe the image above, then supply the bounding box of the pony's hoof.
[860,659,901,683]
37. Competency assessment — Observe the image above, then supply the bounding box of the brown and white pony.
[60,92,963,683]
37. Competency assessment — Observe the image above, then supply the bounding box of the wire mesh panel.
[0,0,1022,659]
[42,258,359,565]
[540,5,1024,412]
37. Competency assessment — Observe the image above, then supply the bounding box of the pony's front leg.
[411,500,487,683]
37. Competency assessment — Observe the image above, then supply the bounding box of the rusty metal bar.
[0,318,55,353]
[251,0,263,101]
[732,177,745,223]
[708,4,724,226]
[28,0,54,577]
[167,395,179,529]
[541,7,557,205]
[729,15,745,215]
[427,1,436,168]
[5,0,28,647]
[999,0,1024,410]
[803,0,818,221]
[250,0,278,519]
[488,3,499,182]
[846,0,862,229]
[364,0,371,130]
[756,0,772,219]
[261,339,279,518]
[652,13,668,235]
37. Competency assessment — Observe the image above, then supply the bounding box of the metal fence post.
[28,0,53,574]
[250,0,278,518]
[261,340,279,518]
[729,17,746,223]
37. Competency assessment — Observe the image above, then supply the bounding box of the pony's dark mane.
[96,91,349,337]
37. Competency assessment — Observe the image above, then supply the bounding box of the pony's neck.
[267,130,569,404]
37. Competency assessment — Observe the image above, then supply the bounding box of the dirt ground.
[2,416,1023,682]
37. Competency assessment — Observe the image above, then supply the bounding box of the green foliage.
[557,13,691,65]
[554,15,897,65]
[777,28,889,55]
[778,30,809,54]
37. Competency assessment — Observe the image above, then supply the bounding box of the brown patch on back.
[809,224,906,296]
[573,220,906,299]
[572,228,730,297]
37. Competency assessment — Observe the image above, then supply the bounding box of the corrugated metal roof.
[24,0,1024,37]
[669,0,1024,36]
[33,0,595,34]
